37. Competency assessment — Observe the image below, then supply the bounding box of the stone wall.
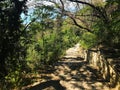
[83,49,120,88]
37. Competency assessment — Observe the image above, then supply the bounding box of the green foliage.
[26,23,79,69]
[80,32,97,49]
[78,0,120,48]
[25,8,81,69]
[0,0,29,89]
[1,0,120,89]
[92,0,120,47]
[62,21,81,47]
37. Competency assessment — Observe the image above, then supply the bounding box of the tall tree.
[0,0,27,79]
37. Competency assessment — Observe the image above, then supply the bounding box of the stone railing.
[83,48,120,88]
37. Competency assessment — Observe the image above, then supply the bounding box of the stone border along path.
[24,44,112,90]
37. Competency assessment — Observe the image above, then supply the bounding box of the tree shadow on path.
[26,80,66,90]
[25,59,109,90]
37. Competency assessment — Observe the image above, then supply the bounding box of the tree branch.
[49,0,93,32]
[69,0,109,23]
[63,11,93,33]
[23,18,36,31]
[60,0,64,12]
[20,17,37,36]
[69,0,97,9]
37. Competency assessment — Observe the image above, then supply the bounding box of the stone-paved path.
[24,44,111,90]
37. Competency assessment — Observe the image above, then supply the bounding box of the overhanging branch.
[49,0,93,32]
[69,0,109,23]
[63,11,93,33]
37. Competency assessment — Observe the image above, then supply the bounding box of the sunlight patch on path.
[65,43,80,57]
[24,43,112,90]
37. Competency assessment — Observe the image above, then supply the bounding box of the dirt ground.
[22,44,116,90]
